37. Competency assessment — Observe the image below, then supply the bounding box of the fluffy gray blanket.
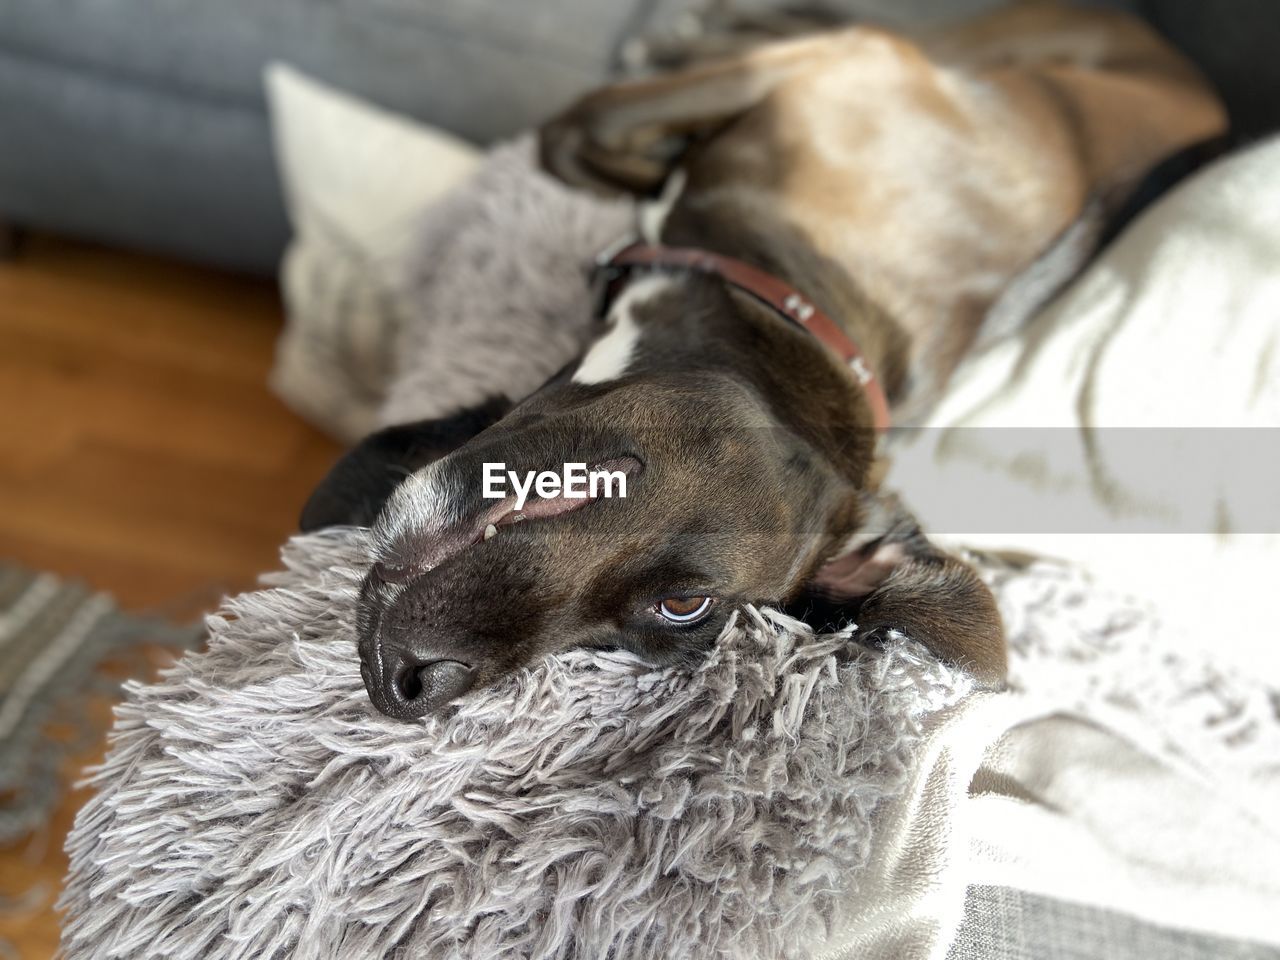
[60,529,969,960]
[60,526,1280,959]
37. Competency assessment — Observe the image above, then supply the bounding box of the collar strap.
[595,241,891,432]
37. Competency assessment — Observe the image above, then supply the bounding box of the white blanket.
[823,690,1280,959]
[835,137,1280,958]
[893,135,1280,683]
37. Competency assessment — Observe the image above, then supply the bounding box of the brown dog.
[303,3,1224,720]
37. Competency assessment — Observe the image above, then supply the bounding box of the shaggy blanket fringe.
[58,540,1280,959]
[59,529,971,960]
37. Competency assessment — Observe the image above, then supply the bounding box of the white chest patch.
[572,276,676,385]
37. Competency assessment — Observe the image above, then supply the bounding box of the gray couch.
[0,0,655,273]
[1,0,1276,275]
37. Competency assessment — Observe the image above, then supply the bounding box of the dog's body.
[544,2,1224,405]
[304,3,1225,720]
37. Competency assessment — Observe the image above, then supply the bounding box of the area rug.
[0,564,202,845]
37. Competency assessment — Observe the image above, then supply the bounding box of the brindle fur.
[306,2,1224,719]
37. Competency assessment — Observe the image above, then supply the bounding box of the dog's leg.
[846,544,1005,686]
[542,29,843,194]
[920,2,1225,185]
[912,3,1228,359]
[919,2,1195,74]
[300,397,511,531]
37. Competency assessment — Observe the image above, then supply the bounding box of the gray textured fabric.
[949,885,1280,960]
[379,137,633,428]
[0,0,635,138]
[269,125,631,440]
[58,528,971,960]
[0,48,288,273]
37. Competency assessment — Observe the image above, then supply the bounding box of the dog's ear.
[539,34,821,195]
[300,397,511,531]
[785,495,1008,687]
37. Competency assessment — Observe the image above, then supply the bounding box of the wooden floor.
[0,236,343,958]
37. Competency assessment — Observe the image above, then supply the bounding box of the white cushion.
[265,63,483,441]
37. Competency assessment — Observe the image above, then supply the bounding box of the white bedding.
[862,136,1280,958]
[893,134,1280,683]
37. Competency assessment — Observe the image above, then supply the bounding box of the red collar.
[594,241,891,432]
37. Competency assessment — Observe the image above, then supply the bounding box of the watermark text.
[482,462,627,510]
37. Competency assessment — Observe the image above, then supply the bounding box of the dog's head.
[302,31,1015,720]
[306,274,900,721]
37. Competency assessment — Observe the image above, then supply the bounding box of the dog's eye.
[656,596,714,624]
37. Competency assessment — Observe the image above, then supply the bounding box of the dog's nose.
[370,649,477,720]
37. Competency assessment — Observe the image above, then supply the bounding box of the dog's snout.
[370,648,477,720]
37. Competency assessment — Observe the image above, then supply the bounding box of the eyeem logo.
[482,463,628,510]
